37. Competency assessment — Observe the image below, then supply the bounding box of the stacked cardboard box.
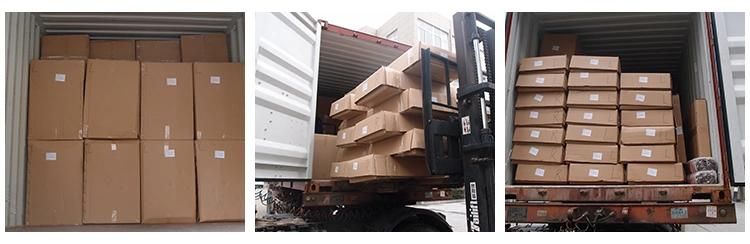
[619,73,683,183]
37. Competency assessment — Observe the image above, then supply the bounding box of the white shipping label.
[647,168,658,177]
[533,60,543,67]
[361,126,368,135]
[352,162,359,171]
[530,130,541,138]
[676,126,684,135]
[583,112,593,120]
[635,94,646,102]
[334,166,340,173]
[111,144,117,151]
[589,94,599,101]
[533,94,544,102]
[551,45,560,51]
[166,77,177,86]
[535,77,545,84]
[334,103,339,110]
[639,76,649,83]
[528,147,539,156]
[581,128,592,137]
[534,168,545,177]
[579,72,590,78]
[431,96,438,102]
[361,82,369,91]
[529,111,539,119]
[461,116,471,135]
[590,59,600,65]
[209,76,221,84]
[342,132,347,140]
[645,128,657,137]
[592,152,603,160]
[641,149,653,158]
[588,169,600,177]
[45,152,57,161]
[164,149,176,158]
[636,111,647,119]
[706,206,718,218]
[54,73,66,82]
[214,150,225,159]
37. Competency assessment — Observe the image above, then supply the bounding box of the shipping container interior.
[5,12,245,227]
[505,13,727,186]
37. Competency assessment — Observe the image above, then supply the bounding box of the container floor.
[6,222,244,232]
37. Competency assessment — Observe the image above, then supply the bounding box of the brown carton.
[194,62,244,140]
[568,163,625,184]
[514,164,568,184]
[387,43,457,82]
[180,33,229,62]
[27,60,85,140]
[368,88,455,116]
[329,154,429,178]
[136,40,181,62]
[566,90,617,108]
[83,140,140,224]
[565,124,619,144]
[353,66,424,107]
[141,62,194,140]
[335,144,371,162]
[312,134,339,179]
[371,129,425,157]
[353,111,422,144]
[539,34,577,56]
[619,90,672,109]
[672,95,688,162]
[621,110,674,127]
[339,113,367,129]
[83,59,140,139]
[513,127,564,144]
[141,140,196,224]
[41,34,89,59]
[89,40,136,60]
[336,125,360,148]
[514,108,565,127]
[515,91,566,108]
[567,72,618,90]
[620,126,676,145]
[510,144,564,163]
[26,140,83,226]
[627,163,685,183]
[569,55,619,72]
[330,93,367,120]
[566,108,618,126]
[195,140,244,222]
[518,55,568,73]
[688,99,712,158]
[620,145,676,163]
[565,143,618,164]
[620,73,671,90]
[515,73,566,92]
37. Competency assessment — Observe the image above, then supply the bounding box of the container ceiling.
[533,12,693,74]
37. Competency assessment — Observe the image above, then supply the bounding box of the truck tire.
[394,221,442,232]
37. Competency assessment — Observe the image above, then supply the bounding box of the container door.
[713,13,745,185]
[254,12,321,180]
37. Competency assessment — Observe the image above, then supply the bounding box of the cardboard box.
[672,95,688,163]
[367,88,456,116]
[195,140,244,222]
[330,93,367,120]
[688,99,712,158]
[89,40,136,60]
[569,55,619,72]
[339,113,367,129]
[27,60,85,140]
[566,90,617,108]
[627,163,685,183]
[621,110,674,127]
[514,108,565,127]
[83,59,140,139]
[513,127,564,144]
[565,143,618,164]
[26,140,83,226]
[83,140,140,224]
[510,144,564,163]
[619,90,672,109]
[518,55,568,73]
[141,62,194,140]
[371,129,425,157]
[514,164,568,184]
[141,140,196,224]
[566,108,618,126]
[515,73,566,92]
[312,134,339,179]
[41,34,89,59]
[329,154,429,178]
[567,72,618,90]
[353,66,427,107]
[539,34,577,56]
[353,111,422,144]
[336,126,360,148]
[515,91,566,108]
[180,34,229,62]
[620,144,676,163]
[568,163,625,184]
[565,124,619,144]
[194,62,244,140]
[620,126,676,145]
[387,43,457,83]
[335,144,371,162]
[136,40,181,62]
[620,73,671,90]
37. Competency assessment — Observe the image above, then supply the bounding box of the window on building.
[417,19,450,50]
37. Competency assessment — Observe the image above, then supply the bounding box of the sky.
[310,12,455,31]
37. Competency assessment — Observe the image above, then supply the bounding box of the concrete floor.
[411,199,468,232]
[6,222,244,232]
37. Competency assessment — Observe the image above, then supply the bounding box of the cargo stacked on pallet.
[25,33,244,226]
